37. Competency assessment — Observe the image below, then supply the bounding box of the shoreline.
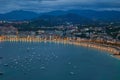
[0,37,120,59]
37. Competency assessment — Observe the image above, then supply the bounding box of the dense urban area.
[0,21,120,42]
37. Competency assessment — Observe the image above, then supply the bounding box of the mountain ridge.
[0,9,120,23]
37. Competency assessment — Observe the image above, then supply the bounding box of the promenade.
[0,36,120,59]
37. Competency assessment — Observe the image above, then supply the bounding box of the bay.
[0,41,120,80]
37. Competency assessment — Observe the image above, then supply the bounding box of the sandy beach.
[0,36,120,59]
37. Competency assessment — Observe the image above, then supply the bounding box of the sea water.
[0,41,120,80]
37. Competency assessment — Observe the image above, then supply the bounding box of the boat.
[0,72,3,75]
[0,57,3,59]
[4,64,8,67]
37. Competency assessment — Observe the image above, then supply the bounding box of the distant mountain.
[19,13,94,28]
[44,10,67,16]
[0,9,120,22]
[0,10,39,21]
[14,13,94,30]
[44,10,120,22]
[70,10,120,22]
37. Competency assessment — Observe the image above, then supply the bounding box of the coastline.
[0,37,120,59]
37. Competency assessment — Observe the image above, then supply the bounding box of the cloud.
[0,0,120,13]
